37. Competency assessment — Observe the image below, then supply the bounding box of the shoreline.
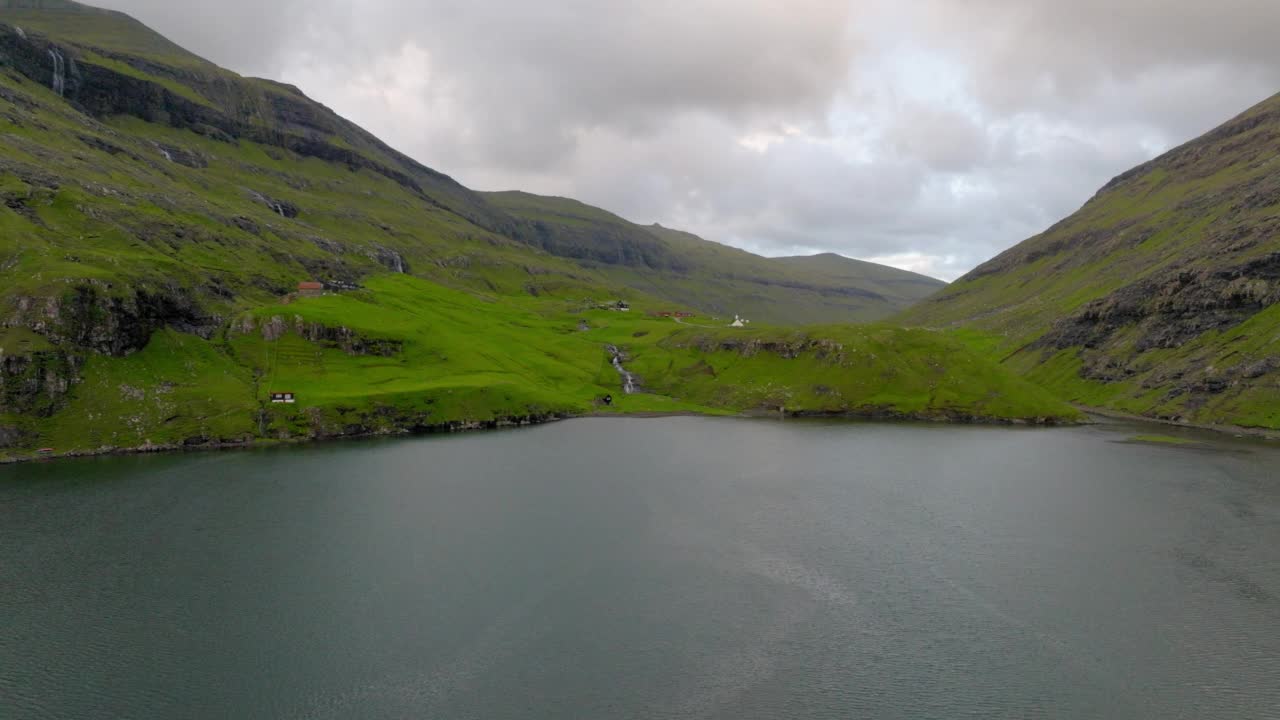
[0,413,573,466]
[1,407,1085,466]
[7,405,1268,467]
[1075,405,1280,441]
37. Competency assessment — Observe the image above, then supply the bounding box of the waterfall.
[14,26,26,40]
[47,49,65,97]
[607,345,639,395]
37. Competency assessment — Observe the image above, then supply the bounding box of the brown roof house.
[297,281,324,298]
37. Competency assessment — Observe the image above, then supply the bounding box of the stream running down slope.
[606,344,640,394]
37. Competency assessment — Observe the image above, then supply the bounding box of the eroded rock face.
[0,27,463,206]
[1,281,221,417]
[1040,253,1280,353]
[249,190,299,219]
[248,316,402,357]
[153,142,207,168]
[0,348,80,416]
[368,244,407,274]
[687,335,847,363]
[1037,251,1280,409]
[0,423,28,449]
[9,284,217,357]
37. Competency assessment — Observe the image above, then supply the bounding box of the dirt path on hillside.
[673,317,722,329]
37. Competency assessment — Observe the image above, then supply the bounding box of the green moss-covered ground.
[4,273,1079,460]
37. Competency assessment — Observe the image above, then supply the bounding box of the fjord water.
[2,419,1278,719]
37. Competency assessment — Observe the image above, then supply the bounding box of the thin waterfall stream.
[606,345,639,394]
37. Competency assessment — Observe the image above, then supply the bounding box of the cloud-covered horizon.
[100,0,1280,280]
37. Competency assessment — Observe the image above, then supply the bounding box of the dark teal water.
[2,418,1279,719]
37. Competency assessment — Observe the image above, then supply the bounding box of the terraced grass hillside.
[901,92,1280,430]
[0,1,1073,459]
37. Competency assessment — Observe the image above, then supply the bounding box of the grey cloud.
[885,107,990,173]
[921,0,1280,116]
[92,0,1280,280]
[94,0,314,73]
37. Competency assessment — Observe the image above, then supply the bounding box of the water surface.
[3,418,1279,719]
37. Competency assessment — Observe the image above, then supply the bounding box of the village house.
[270,392,297,404]
[297,281,324,298]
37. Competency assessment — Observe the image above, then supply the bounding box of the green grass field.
[5,273,1079,459]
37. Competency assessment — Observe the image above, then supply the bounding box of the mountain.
[901,92,1280,430]
[0,2,1072,458]
[770,253,944,303]
[487,191,946,325]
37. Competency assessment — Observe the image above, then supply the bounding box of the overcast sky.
[99,0,1280,280]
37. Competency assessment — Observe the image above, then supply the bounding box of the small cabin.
[615,300,631,312]
[297,281,324,298]
[270,392,297,404]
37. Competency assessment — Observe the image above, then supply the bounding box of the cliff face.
[901,93,1280,429]
[0,24,512,231]
[0,282,212,421]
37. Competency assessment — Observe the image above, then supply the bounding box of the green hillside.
[901,92,1280,430]
[0,3,1074,459]
[487,191,946,325]
[771,253,944,304]
[29,274,1074,456]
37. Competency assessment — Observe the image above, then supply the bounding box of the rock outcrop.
[10,284,216,357]
[0,347,79,416]
[246,315,402,357]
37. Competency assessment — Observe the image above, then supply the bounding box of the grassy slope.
[485,191,947,325]
[0,1,508,229]
[29,273,1077,456]
[0,6,1076,459]
[0,0,209,67]
[901,92,1280,430]
[769,253,943,299]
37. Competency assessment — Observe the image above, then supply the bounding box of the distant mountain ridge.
[488,191,945,324]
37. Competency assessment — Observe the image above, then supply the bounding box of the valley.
[1,0,1278,462]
